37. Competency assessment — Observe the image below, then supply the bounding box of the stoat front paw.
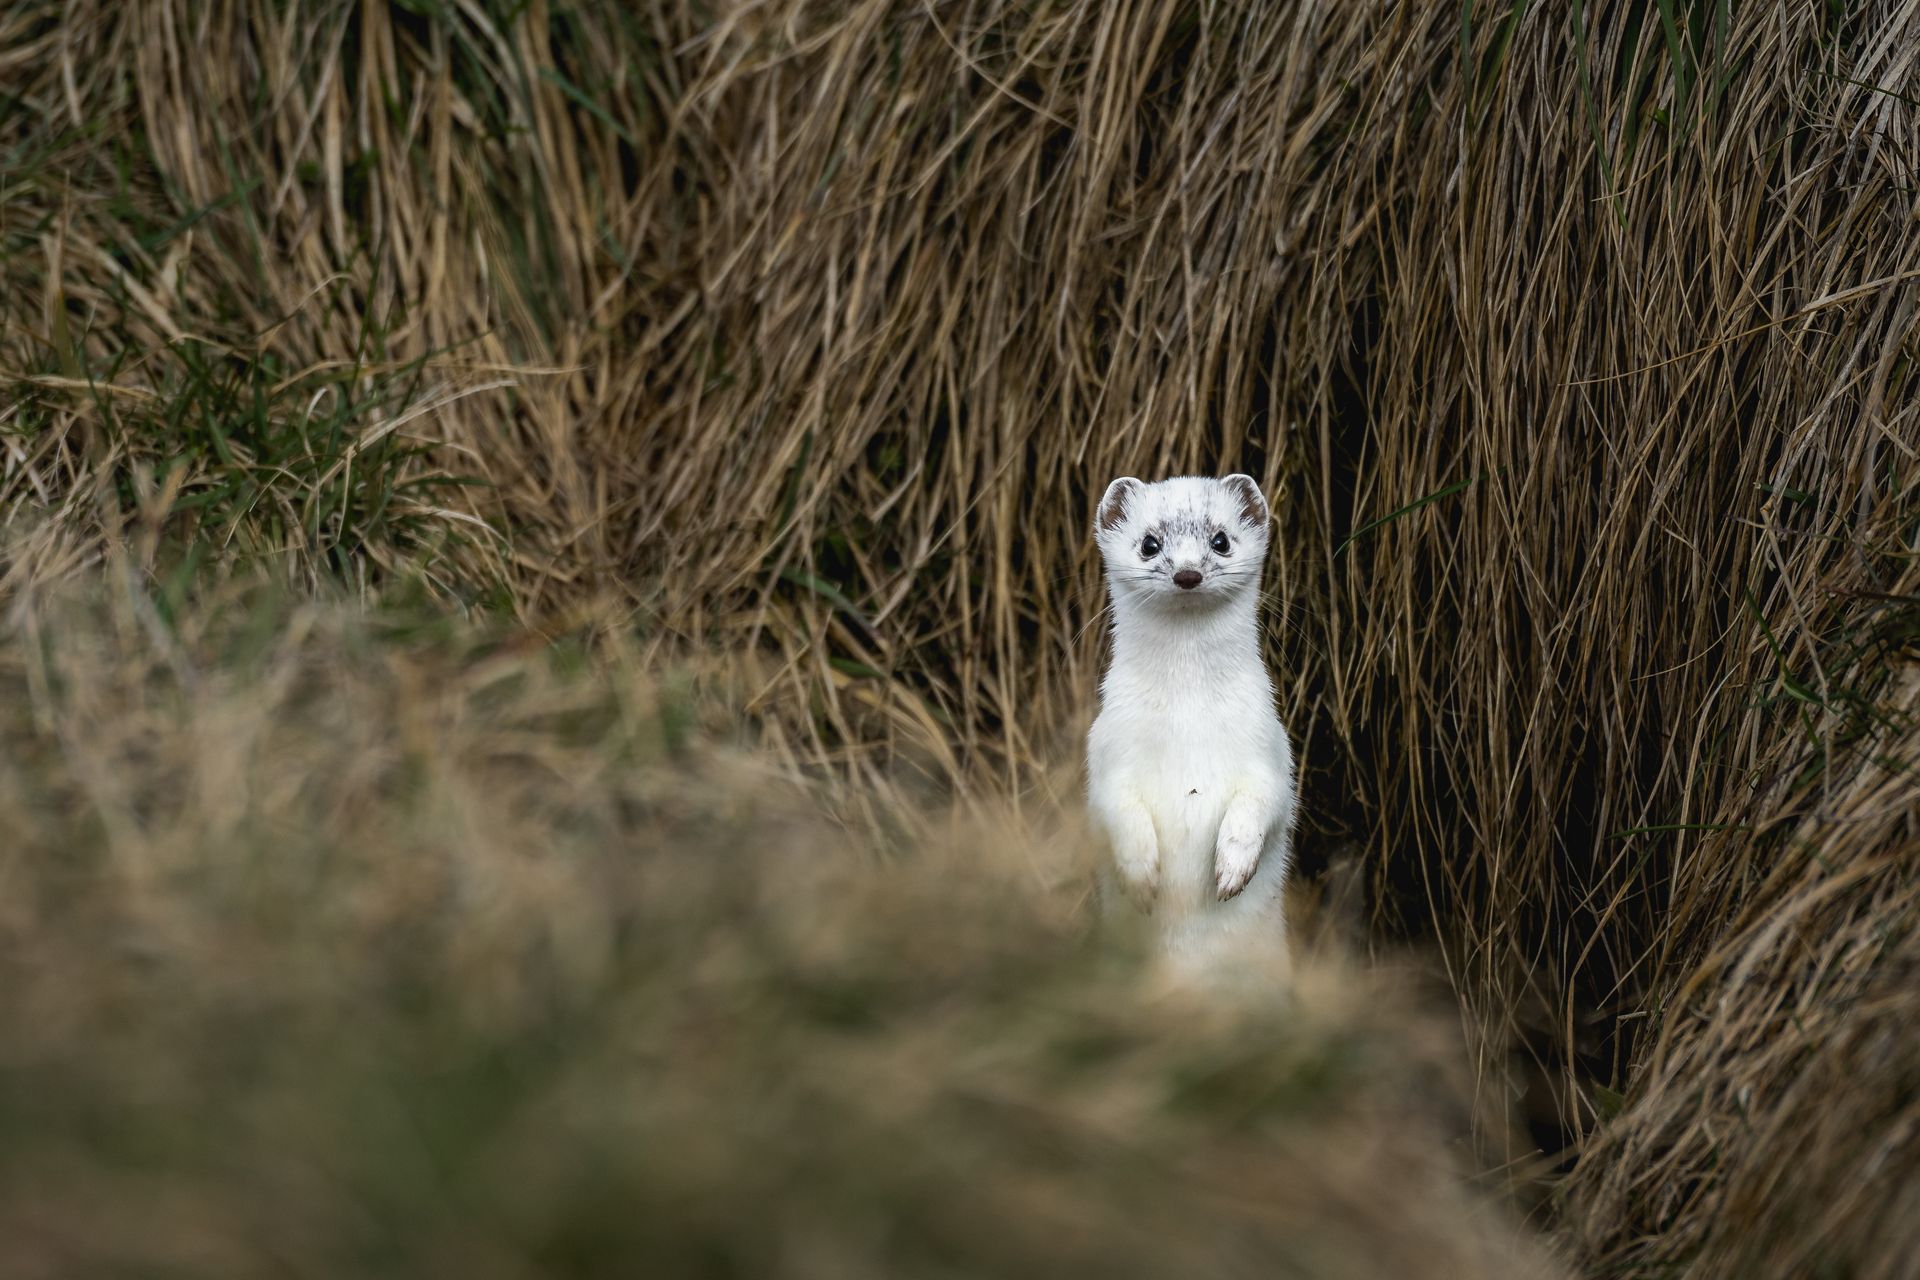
[1113,836,1161,908]
[1214,821,1263,901]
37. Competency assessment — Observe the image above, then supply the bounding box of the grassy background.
[4,0,1918,1275]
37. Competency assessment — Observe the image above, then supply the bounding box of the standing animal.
[1086,474,1297,986]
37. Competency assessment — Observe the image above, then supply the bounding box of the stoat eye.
[1139,535,1161,559]
[1210,531,1232,554]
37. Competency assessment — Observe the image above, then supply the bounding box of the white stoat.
[1086,474,1297,986]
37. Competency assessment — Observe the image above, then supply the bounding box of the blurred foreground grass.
[0,567,1560,1279]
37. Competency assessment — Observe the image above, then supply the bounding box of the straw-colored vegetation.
[0,581,1564,1278]
[3,0,1916,1275]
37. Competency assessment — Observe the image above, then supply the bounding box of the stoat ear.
[1222,474,1270,528]
[1097,477,1144,535]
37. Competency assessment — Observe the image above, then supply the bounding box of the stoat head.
[1093,474,1271,611]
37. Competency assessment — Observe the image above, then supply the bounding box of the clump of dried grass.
[5,0,1919,1271]
[0,567,1560,1279]
[1564,489,1920,1277]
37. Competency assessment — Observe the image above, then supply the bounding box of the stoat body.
[1086,474,1297,985]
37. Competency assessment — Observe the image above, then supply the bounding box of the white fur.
[1086,475,1297,986]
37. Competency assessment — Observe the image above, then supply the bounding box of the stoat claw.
[1214,832,1261,901]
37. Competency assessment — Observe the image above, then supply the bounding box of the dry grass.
[0,568,1561,1279]
[4,0,1918,1274]
[1565,483,1920,1277]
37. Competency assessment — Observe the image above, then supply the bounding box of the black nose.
[1173,569,1202,590]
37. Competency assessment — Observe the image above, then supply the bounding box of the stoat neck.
[1106,589,1264,683]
